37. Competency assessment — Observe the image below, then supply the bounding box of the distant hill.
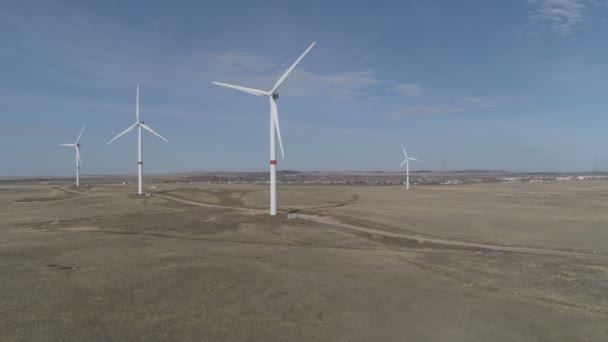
[445,170,510,174]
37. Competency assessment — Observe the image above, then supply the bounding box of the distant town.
[161,171,608,186]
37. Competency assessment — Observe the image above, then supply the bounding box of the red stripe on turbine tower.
[138,162,143,165]
[270,160,277,165]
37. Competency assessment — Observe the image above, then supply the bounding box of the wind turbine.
[108,84,168,195]
[60,125,86,187]
[212,42,316,216]
[400,145,421,190]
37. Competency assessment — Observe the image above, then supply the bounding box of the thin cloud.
[395,105,465,116]
[395,95,507,116]
[528,0,587,36]
[459,96,483,103]
[288,69,381,98]
[391,83,424,96]
[203,50,276,73]
[457,96,497,108]
[517,144,590,152]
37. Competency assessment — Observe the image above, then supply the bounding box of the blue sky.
[1,0,607,176]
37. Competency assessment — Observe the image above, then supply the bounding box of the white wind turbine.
[60,125,86,187]
[108,84,168,195]
[400,145,421,190]
[212,42,316,216]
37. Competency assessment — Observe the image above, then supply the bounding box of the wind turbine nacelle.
[76,144,81,147]
[272,93,279,100]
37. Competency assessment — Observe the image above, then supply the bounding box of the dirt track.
[155,192,608,261]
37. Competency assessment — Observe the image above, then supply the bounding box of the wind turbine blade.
[270,97,285,159]
[76,147,82,166]
[408,158,419,161]
[136,83,140,122]
[60,144,76,147]
[400,160,407,168]
[140,123,168,142]
[212,82,267,96]
[270,42,316,94]
[107,123,137,144]
[402,147,408,159]
[75,125,86,144]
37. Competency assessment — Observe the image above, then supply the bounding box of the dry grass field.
[1,180,607,341]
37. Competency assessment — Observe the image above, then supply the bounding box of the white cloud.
[528,0,587,35]
[391,83,424,96]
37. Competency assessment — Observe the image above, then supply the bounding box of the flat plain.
[1,179,607,341]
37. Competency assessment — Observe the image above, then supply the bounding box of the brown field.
[1,180,607,341]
